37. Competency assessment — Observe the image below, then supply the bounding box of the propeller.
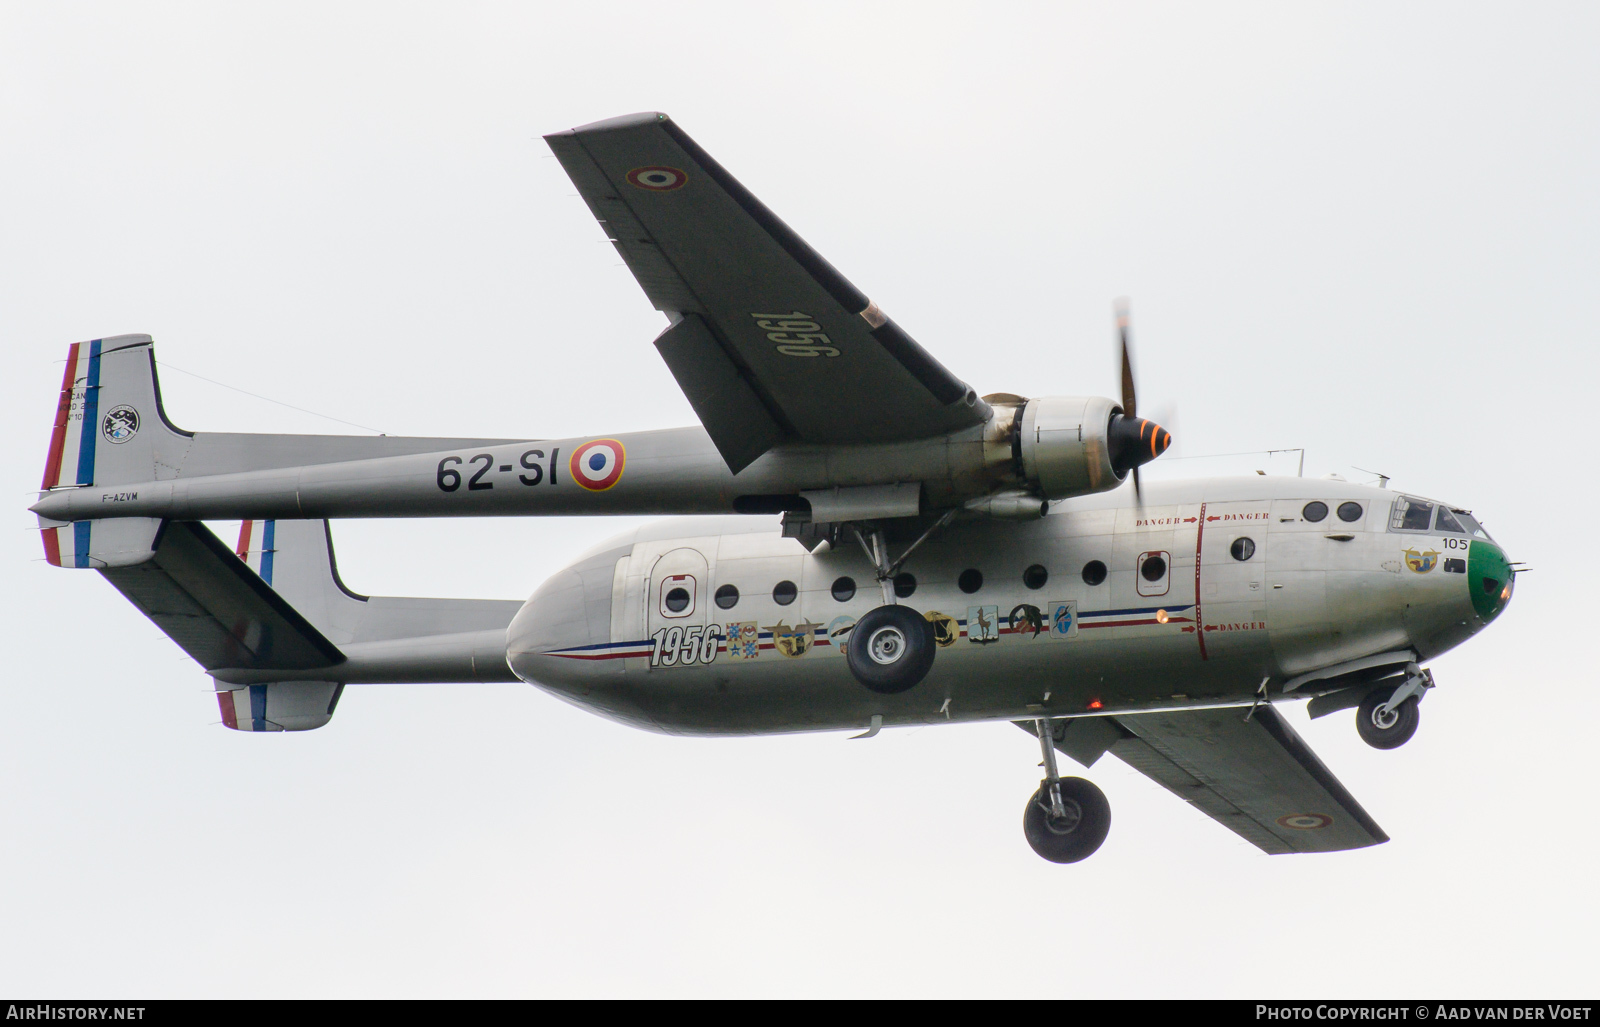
[1106,298,1172,507]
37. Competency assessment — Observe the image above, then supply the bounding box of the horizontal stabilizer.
[217,681,343,732]
[101,520,344,672]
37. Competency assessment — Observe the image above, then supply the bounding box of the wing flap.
[1109,705,1387,854]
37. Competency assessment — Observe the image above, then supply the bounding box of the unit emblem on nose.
[1403,548,1440,574]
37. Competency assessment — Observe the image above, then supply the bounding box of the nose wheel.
[1355,665,1431,750]
[1022,718,1111,863]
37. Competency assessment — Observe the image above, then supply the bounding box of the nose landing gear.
[1023,718,1111,863]
[1356,665,1432,750]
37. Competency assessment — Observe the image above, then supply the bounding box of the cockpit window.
[1452,510,1492,540]
[1434,507,1466,534]
[1390,497,1435,532]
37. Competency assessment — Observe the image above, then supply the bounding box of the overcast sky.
[3,2,1596,998]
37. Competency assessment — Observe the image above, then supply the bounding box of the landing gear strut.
[1356,664,1432,750]
[841,515,955,694]
[1023,718,1111,863]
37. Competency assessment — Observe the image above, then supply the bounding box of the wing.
[1049,706,1387,854]
[545,112,990,471]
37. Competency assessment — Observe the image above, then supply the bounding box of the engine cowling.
[1017,396,1122,500]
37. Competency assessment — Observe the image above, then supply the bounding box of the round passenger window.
[1023,564,1049,590]
[958,569,983,594]
[1140,555,1168,582]
[1231,537,1256,562]
[831,576,856,602]
[1082,560,1107,586]
[663,587,691,613]
[893,572,917,598]
[1302,501,1328,522]
[714,584,739,610]
[772,580,797,606]
[1337,502,1363,523]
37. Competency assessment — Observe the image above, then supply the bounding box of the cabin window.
[714,584,740,609]
[658,573,697,619]
[958,569,984,594]
[1390,497,1435,532]
[1302,501,1329,522]
[1136,551,1170,597]
[1023,564,1049,590]
[1231,537,1255,561]
[1337,502,1364,523]
[893,573,917,598]
[1082,560,1107,586]
[831,576,856,602]
[1434,507,1467,534]
[772,580,798,605]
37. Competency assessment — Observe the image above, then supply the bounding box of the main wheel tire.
[1356,688,1420,749]
[844,605,936,694]
[1023,776,1111,863]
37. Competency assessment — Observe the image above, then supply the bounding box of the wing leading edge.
[1042,705,1387,854]
[545,112,990,471]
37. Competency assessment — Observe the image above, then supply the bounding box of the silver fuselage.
[505,476,1512,735]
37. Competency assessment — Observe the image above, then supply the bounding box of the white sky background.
[2,2,1596,998]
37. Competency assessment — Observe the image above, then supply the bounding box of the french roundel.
[626,166,688,191]
[570,439,626,491]
[1276,813,1333,831]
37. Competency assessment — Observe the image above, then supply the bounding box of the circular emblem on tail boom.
[101,405,140,444]
[569,439,626,491]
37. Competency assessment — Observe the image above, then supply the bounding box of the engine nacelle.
[1017,396,1122,500]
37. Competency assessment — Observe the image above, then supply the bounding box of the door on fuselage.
[1196,500,1272,662]
[647,547,714,669]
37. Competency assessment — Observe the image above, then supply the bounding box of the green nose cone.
[1468,540,1514,623]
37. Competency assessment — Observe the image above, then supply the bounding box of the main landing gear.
[1023,718,1111,863]
[1356,664,1433,750]
[845,605,936,694]
[842,517,954,695]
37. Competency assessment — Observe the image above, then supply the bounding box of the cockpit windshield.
[1390,497,1435,532]
[1449,509,1492,540]
[1390,496,1493,539]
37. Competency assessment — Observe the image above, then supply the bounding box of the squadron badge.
[1008,604,1046,639]
[923,610,958,648]
[101,405,139,444]
[726,621,760,660]
[1403,548,1440,574]
[966,605,1000,644]
[765,621,820,659]
[1047,601,1078,639]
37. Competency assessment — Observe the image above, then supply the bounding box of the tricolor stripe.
[40,522,95,568]
[41,341,101,491]
[236,519,276,585]
[216,685,272,731]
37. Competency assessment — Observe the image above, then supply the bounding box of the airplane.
[29,112,1517,863]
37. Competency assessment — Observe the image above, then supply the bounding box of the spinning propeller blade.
[1106,298,1172,508]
